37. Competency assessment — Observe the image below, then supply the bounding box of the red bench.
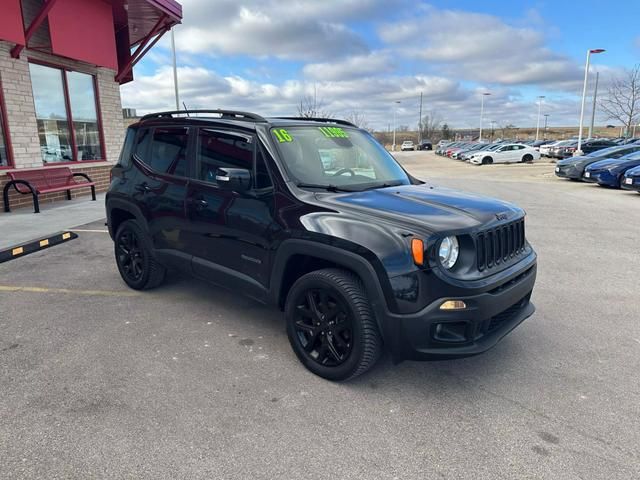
[3,167,96,213]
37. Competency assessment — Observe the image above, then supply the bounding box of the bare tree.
[297,85,333,118]
[420,112,442,141]
[344,110,371,131]
[500,123,518,139]
[600,65,640,136]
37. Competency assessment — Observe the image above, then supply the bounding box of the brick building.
[0,0,182,211]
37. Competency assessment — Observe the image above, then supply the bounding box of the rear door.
[131,126,192,257]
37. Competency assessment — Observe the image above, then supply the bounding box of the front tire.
[285,268,382,381]
[482,156,493,165]
[114,220,166,290]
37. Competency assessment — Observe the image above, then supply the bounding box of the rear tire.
[522,154,533,163]
[285,268,382,381]
[114,220,166,290]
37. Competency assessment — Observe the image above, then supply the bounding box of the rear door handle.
[135,183,152,193]
[187,198,208,210]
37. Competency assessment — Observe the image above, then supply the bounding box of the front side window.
[197,129,254,182]
[29,63,104,164]
[272,126,411,190]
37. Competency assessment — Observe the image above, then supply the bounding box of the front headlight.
[439,236,459,269]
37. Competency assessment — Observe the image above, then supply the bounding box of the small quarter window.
[118,128,136,167]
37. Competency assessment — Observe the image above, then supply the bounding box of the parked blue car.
[621,165,640,192]
[583,151,640,187]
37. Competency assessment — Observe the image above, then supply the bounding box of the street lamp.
[544,114,550,138]
[535,96,545,141]
[576,48,605,155]
[478,92,491,142]
[392,100,401,151]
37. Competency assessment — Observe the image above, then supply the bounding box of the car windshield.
[272,126,411,191]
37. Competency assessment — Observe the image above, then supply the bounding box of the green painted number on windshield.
[319,127,349,138]
[273,129,293,143]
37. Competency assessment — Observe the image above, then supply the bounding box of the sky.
[120,0,640,131]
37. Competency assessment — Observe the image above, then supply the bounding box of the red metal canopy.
[4,0,182,84]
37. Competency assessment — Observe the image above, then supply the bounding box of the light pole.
[490,121,496,140]
[392,101,401,151]
[588,71,600,139]
[544,114,550,139]
[171,27,180,110]
[478,92,491,142]
[576,48,605,155]
[535,96,545,141]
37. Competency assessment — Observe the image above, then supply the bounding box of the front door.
[183,127,275,301]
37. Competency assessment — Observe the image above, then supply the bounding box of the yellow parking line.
[0,285,140,297]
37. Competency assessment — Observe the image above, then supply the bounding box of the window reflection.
[29,63,104,163]
[29,63,72,164]
[0,97,8,167]
[67,71,103,160]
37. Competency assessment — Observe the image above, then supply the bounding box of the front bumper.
[383,261,537,361]
[555,164,582,179]
[621,176,640,191]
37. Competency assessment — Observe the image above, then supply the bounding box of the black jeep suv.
[106,110,537,381]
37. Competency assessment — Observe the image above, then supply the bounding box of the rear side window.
[197,129,253,183]
[118,128,136,167]
[148,127,189,177]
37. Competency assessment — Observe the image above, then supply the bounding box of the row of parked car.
[554,139,640,192]
[434,140,542,165]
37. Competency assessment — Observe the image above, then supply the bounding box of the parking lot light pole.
[588,71,600,139]
[576,48,605,156]
[544,114,549,139]
[479,92,491,142]
[535,96,545,141]
[392,101,401,151]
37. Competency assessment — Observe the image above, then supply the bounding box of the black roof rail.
[275,117,357,128]
[140,110,268,123]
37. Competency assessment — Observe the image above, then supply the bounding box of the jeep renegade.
[106,110,537,381]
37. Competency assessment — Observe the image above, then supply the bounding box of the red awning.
[49,0,119,70]
[0,0,26,45]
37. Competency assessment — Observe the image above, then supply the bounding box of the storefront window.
[67,71,103,161]
[29,63,103,164]
[0,90,9,167]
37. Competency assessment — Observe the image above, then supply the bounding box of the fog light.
[439,300,467,311]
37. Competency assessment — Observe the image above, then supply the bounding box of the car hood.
[587,157,640,170]
[314,184,522,234]
[625,165,640,176]
[558,155,610,167]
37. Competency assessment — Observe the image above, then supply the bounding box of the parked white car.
[539,140,563,157]
[401,141,415,151]
[468,143,541,165]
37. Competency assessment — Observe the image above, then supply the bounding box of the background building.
[0,0,182,211]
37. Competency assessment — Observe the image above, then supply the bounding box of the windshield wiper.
[358,181,405,191]
[296,183,355,192]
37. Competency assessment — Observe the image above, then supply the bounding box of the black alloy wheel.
[293,289,354,367]
[117,229,144,282]
[114,220,166,290]
[285,268,382,381]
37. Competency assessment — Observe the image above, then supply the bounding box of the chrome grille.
[476,218,526,271]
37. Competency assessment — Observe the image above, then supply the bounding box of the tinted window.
[134,128,152,159]
[255,147,272,189]
[118,128,136,167]
[197,129,253,182]
[148,127,189,177]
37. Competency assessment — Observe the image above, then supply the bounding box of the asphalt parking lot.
[1,151,639,479]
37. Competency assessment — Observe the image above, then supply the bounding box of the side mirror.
[215,167,252,192]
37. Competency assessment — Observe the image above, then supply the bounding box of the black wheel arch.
[106,198,149,240]
[270,239,397,341]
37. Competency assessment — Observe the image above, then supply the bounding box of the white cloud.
[303,52,395,81]
[378,7,584,89]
